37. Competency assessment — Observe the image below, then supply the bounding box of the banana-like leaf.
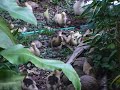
[0,69,24,90]
[0,44,81,90]
[0,17,15,49]
[0,0,37,25]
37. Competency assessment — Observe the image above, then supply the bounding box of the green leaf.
[111,75,120,87]
[0,17,15,49]
[108,50,117,61]
[0,0,37,25]
[107,43,115,49]
[0,44,81,90]
[0,69,23,90]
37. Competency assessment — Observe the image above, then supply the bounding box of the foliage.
[82,0,120,89]
[0,69,24,90]
[0,0,81,90]
[110,75,120,89]
[0,0,37,25]
[0,17,16,49]
[83,0,120,71]
[50,0,61,5]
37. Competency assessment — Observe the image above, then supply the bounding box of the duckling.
[16,0,33,12]
[51,31,63,47]
[22,75,38,90]
[27,1,39,10]
[73,0,85,15]
[69,37,78,46]
[29,42,40,56]
[73,31,82,39]
[43,8,50,23]
[46,70,62,90]
[31,40,42,49]
[62,31,74,44]
[67,31,78,46]
[70,31,79,46]
[25,2,33,12]
[54,12,67,26]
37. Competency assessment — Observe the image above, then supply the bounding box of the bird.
[27,1,39,10]
[31,40,42,49]
[62,31,78,46]
[54,12,67,26]
[62,31,74,44]
[22,75,38,90]
[69,36,78,46]
[16,0,34,12]
[73,31,82,39]
[43,8,50,23]
[73,0,85,15]
[46,70,62,90]
[29,42,40,57]
[51,31,63,47]
[63,31,78,46]
[24,2,33,12]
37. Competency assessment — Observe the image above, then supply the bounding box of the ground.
[0,0,90,90]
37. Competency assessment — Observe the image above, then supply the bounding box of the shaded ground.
[0,0,87,90]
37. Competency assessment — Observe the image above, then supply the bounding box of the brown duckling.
[51,31,63,47]
[29,42,40,56]
[46,70,62,90]
[22,75,38,90]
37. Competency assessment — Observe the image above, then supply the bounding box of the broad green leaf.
[0,44,81,90]
[0,17,15,49]
[0,69,24,90]
[0,0,37,25]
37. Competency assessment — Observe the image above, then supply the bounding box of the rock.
[80,75,99,90]
[66,75,99,90]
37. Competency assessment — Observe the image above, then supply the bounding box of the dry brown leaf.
[83,60,92,75]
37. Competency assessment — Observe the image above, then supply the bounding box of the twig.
[66,43,90,64]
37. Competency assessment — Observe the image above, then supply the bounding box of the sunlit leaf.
[0,0,37,25]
